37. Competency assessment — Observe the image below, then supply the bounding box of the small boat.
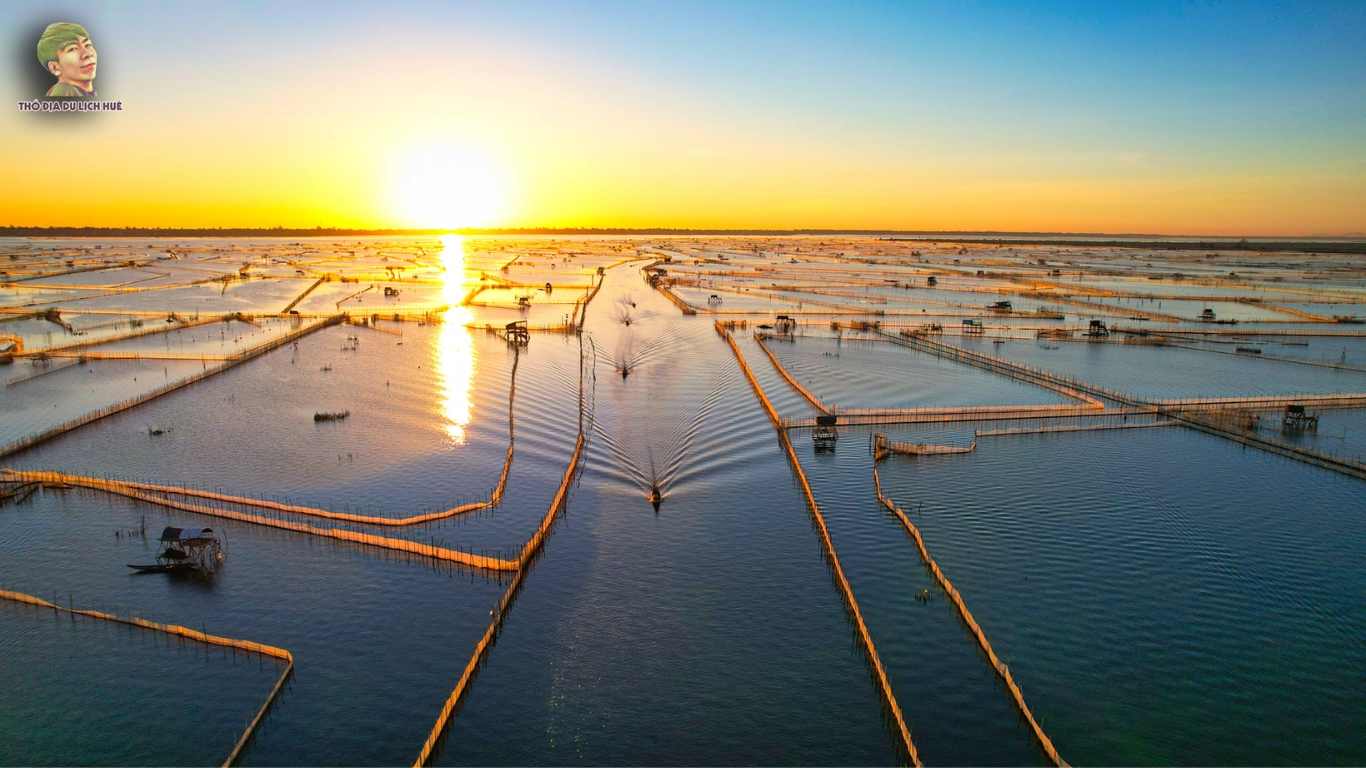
[648,484,662,509]
[127,562,199,574]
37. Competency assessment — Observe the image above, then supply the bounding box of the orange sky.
[3,4,1363,236]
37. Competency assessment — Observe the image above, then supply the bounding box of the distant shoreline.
[881,237,1366,254]
[1,226,1363,252]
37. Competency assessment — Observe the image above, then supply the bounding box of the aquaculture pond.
[3,235,1365,766]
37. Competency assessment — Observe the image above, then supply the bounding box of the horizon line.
[3,225,1364,241]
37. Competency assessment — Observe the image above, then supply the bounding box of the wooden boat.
[127,562,198,574]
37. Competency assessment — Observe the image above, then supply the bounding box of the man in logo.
[37,23,98,98]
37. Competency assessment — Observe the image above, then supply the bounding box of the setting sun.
[390,144,509,229]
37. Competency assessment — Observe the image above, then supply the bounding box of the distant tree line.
[1,226,1360,252]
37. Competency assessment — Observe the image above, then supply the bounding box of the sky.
[1,0,1363,235]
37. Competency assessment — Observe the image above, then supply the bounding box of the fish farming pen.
[0,478,41,505]
[5,469,522,571]
[1203,409,1262,432]
[0,343,525,532]
[8,235,1366,763]
[871,432,976,459]
[871,472,1068,768]
[0,315,345,459]
[783,404,1113,430]
[10,313,230,357]
[414,334,594,767]
[973,419,1179,438]
[753,333,830,414]
[715,322,922,766]
[0,588,293,768]
[866,328,1366,481]
[890,331,1107,406]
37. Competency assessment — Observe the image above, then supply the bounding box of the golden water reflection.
[437,235,476,444]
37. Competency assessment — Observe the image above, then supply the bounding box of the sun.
[390,143,508,229]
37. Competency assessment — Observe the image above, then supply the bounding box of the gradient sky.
[2,1,1363,234]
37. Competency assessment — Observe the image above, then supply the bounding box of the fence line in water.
[1113,325,1366,338]
[280,277,326,314]
[1172,412,1366,481]
[15,312,232,357]
[873,433,976,460]
[0,588,292,768]
[885,330,1366,479]
[884,329,1366,412]
[870,471,1069,768]
[974,420,1178,438]
[755,330,1105,419]
[0,315,345,459]
[650,280,698,315]
[783,404,1112,429]
[2,470,519,571]
[414,337,593,767]
[5,334,597,766]
[715,322,922,766]
[752,333,832,414]
[1167,342,1366,374]
[7,349,522,528]
[884,332,1107,406]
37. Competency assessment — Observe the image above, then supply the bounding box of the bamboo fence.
[2,470,518,571]
[974,420,1178,438]
[5,348,521,528]
[15,313,231,357]
[413,338,593,766]
[1,315,345,459]
[870,472,1068,768]
[873,433,976,458]
[716,321,922,766]
[0,589,292,768]
[752,333,830,414]
[651,281,697,315]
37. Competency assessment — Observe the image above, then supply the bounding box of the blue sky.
[2,1,1363,232]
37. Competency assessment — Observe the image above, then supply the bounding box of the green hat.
[37,22,90,69]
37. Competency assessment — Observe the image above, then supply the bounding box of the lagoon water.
[2,236,1365,765]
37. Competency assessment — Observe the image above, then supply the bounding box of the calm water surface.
[3,242,1365,765]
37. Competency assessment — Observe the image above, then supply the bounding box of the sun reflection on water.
[437,235,476,444]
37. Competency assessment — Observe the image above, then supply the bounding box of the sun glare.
[436,234,476,444]
[392,144,508,229]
